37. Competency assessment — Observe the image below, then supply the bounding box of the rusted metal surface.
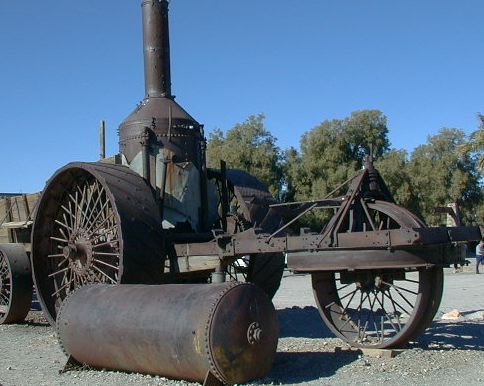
[31,162,165,325]
[309,193,444,349]
[19,0,481,359]
[312,267,443,349]
[142,0,171,98]
[56,282,278,384]
[119,0,206,232]
[0,243,32,324]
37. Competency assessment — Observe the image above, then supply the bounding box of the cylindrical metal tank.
[56,282,279,384]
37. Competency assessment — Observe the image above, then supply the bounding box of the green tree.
[206,114,283,196]
[408,128,483,225]
[284,110,390,225]
[375,149,418,212]
[286,110,390,202]
[459,113,484,171]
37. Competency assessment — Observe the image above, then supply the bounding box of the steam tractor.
[1,0,482,354]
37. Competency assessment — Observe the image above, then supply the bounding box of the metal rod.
[220,160,229,232]
[99,120,106,159]
[265,171,361,241]
[159,159,169,225]
[267,203,318,241]
[270,173,358,208]
[141,127,150,180]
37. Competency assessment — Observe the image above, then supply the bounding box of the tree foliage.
[285,110,390,202]
[375,149,417,212]
[284,110,390,225]
[408,128,482,225]
[206,114,283,196]
[458,113,484,171]
[206,110,483,226]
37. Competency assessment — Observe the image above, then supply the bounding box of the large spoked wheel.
[31,163,164,325]
[220,170,285,299]
[312,200,443,348]
[0,244,33,324]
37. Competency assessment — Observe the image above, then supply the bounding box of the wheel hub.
[63,235,93,276]
[356,275,390,293]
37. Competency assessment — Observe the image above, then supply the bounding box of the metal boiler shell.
[56,282,278,384]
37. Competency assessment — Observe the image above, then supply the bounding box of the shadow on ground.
[277,306,332,339]
[415,318,484,351]
[259,351,359,384]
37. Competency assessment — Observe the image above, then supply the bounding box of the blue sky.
[1,1,483,192]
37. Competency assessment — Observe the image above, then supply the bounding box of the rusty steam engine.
[0,1,482,384]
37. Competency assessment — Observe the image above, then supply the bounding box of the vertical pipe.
[141,128,150,180]
[159,159,168,225]
[220,160,228,232]
[142,0,171,98]
[99,120,106,159]
[199,125,208,231]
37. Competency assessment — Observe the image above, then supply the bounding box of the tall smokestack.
[142,0,172,98]
[120,0,206,232]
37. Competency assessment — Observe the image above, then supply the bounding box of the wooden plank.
[361,348,402,358]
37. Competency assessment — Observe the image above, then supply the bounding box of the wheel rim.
[0,250,13,321]
[313,269,434,348]
[32,163,164,325]
[0,244,33,324]
[312,200,442,348]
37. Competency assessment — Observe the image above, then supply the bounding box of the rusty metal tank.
[119,0,207,232]
[56,282,279,384]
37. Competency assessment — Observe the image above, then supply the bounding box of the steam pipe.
[142,0,172,98]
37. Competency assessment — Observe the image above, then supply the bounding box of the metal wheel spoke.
[381,280,418,296]
[374,293,400,333]
[55,219,73,233]
[402,278,419,284]
[339,288,359,302]
[48,267,70,278]
[383,290,411,316]
[47,253,64,259]
[84,199,110,233]
[61,204,76,229]
[79,183,102,229]
[342,288,358,313]
[91,265,116,284]
[368,292,380,340]
[337,283,352,292]
[389,285,416,309]
[89,221,117,240]
[58,227,69,241]
[93,259,119,270]
[85,185,106,230]
[51,278,73,298]
[1,292,10,305]
[93,252,120,257]
[50,236,69,243]
[92,240,120,249]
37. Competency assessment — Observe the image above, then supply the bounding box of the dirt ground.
[1,263,483,386]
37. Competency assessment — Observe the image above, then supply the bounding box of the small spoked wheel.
[312,200,443,348]
[32,162,164,325]
[312,268,440,348]
[0,244,33,324]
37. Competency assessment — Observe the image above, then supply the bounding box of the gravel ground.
[1,265,483,386]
